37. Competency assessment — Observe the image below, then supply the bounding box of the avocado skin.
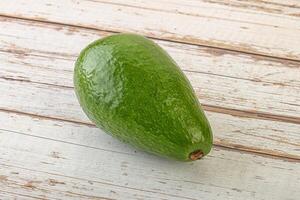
[74,33,213,161]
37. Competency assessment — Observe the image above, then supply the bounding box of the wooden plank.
[99,0,300,19]
[0,112,299,200]
[0,17,300,159]
[1,104,300,159]
[0,0,300,60]
[2,55,300,121]
[0,17,299,119]
[1,16,299,85]
[0,190,38,200]
[0,2,299,200]
[0,165,159,200]
[0,100,290,163]
[1,78,300,160]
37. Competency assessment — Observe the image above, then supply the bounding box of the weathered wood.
[0,190,38,200]
[0,111,299,200]
[0,17,299,119]
[0,1,300,199]
[2,54,300,122]
[1,78,300,159]
[0,165,159,200]
[0,0,300,60]
[0,17,300,159]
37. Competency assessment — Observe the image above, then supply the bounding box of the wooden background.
[0,0,299,199]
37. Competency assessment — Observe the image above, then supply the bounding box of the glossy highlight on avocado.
[74,33,213,161]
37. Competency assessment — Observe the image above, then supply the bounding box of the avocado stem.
[189,150,204,161]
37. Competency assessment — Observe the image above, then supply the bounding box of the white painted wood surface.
[0,1,299,199]
[0,111,300,200]
[1,17,300,159]
[1,0,300,60]
[1,17,299,120]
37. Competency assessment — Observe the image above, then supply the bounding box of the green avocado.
[74,33,213,161]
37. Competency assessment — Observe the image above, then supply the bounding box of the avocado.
[74,33,213,161]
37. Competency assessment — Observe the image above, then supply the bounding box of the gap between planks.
[1,14,300,64]
[0,16,299,123]
[1,0,300,60]
[0,107,299,162]
[0,121,299,200]
[0,16,300,161]
[1,75,300,125]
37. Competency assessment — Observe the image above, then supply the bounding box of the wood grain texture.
[1,76,300,160]
[0,0,300,60]
[1,1,300,199]
[0,17,299,120]
[0,165,154,200]
[0,17,300,159]
[0,190,39,200]
[0,111,299,200]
